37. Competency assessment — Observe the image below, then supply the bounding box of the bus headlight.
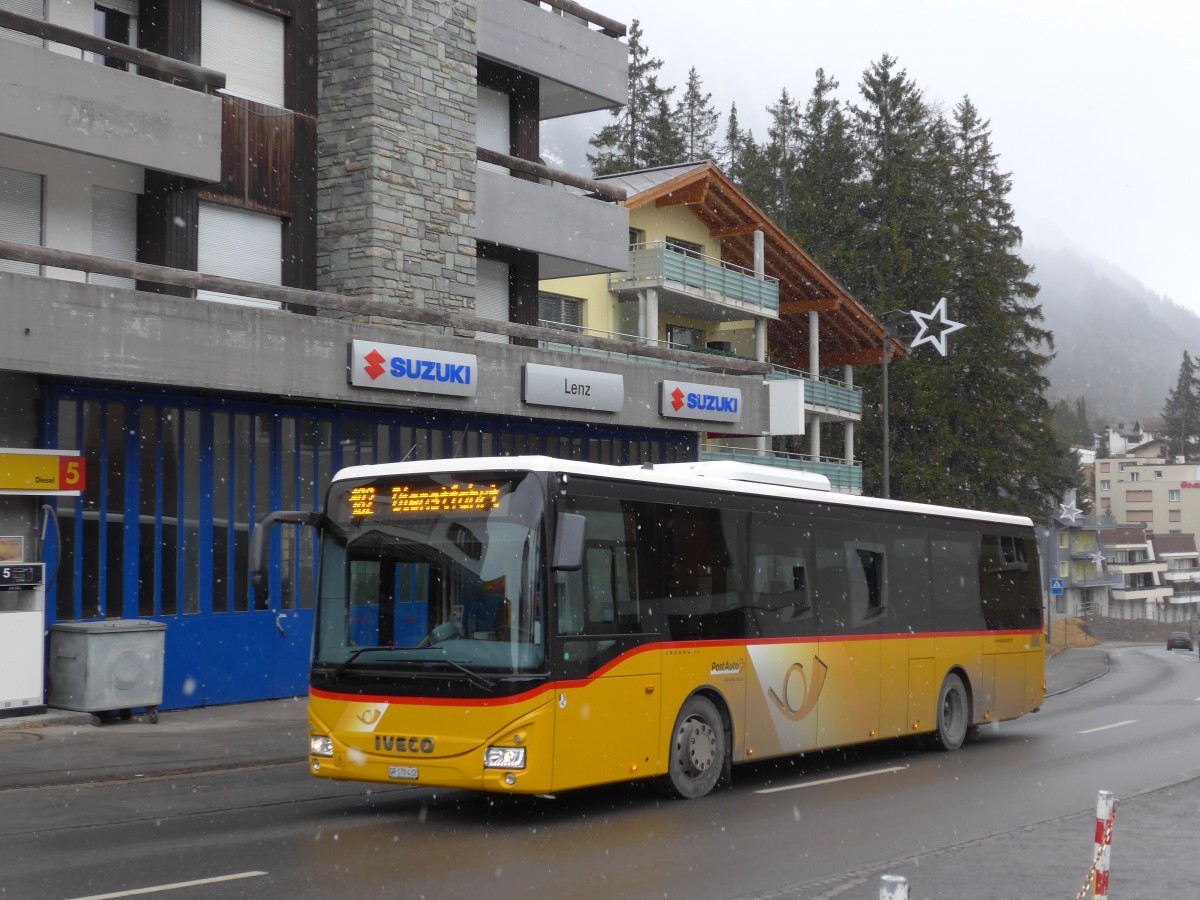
[310,735,334,757]
[484,746,526,770]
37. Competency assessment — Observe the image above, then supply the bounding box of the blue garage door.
[44,386,695,708]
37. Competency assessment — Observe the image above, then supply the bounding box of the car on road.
[1167,631,1194,651]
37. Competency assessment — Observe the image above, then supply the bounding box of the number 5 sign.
[0,449,87,495]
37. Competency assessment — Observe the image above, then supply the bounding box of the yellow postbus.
[253,456,1043,800]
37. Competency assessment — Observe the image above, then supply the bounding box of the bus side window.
[585,542,617,625]
[848,544,887,625]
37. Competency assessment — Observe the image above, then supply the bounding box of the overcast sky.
[560,0,1200,312]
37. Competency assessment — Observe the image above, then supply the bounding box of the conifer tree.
[643,89,686,167]
[789,69,864,284]
[587,20,671,174]
[1162,351,1200,460]
[764,88,803,232]
[675,67,720,163]
[719,102,745,176]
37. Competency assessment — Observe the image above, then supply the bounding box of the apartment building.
[1094,453,1200,537]
[542,162,884,493]
[0,0,892,710]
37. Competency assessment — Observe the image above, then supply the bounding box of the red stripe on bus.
[310,628,1041,708]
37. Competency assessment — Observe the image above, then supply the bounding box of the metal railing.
[0,9,225,92]
[610,243,780,313]
[770,364,862,417]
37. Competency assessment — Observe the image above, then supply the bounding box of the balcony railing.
[537,319,768,375]
[0,9,225,92]
[476,148,625,203]
[610,243,780,315]
[770,364,862,418]
[0,241,772,379]
[701,444,862,494]
[522,0,626,37]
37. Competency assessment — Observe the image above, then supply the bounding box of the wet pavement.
[3,645,1192,899]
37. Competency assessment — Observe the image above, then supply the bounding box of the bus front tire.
[663,695,726,800]
[927,672,970,751]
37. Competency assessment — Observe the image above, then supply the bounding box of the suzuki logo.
[671,387,685,412]
[363,349,386,381]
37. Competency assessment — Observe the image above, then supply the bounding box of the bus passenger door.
[551,538,661,791]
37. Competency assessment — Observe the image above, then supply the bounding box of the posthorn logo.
[363,349,387,381]
[671,387,686,411]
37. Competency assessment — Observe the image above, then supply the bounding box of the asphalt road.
[3,645,1200,899]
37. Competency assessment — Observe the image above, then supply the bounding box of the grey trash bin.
[48,619,167,724]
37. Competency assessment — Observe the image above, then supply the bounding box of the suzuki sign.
[348,340,478,398]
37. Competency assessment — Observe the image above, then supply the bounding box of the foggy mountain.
[1025,241,1200,426]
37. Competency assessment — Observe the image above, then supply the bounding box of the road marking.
[754,764,908,795]
[68,872,267,899]
[1077,719,1137,735]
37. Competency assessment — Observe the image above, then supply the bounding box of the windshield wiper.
[330,646,393,679]
[432,656,497,693]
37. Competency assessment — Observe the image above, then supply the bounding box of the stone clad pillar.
[316,0,478,315]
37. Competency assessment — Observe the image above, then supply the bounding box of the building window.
[476,85,510,173]
[665,236,703,259]
[1170,489,1181,502]
[538,292,583,333]
[201,0,285,108]
[475,258,509,343]
[1129,471,1140,482]
[666,324,703,349]
[197,202,282,308]
[1100,480,1110,491]
[0,0,43,46]
[93,0,136,69]
[1128,510,1153,523]
[1170,510,1182,523]
[628,228,645,249]
[1155,470,1163,478]
[1126,490,1152,503]
[0,166,42,276]
[91,186,136,288]
[1100,462,1110,473]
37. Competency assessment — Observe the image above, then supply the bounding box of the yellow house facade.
[538,162,894,494]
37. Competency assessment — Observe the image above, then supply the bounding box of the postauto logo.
[661,379,742,423]
[348,340,478,398]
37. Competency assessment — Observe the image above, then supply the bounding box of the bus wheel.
[664,695,726,799]
[928,673,970,751]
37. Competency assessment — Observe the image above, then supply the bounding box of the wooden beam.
[709,224,760,238]
[780,298,840,315]
[655,181,708,207]
[0,240,773,375]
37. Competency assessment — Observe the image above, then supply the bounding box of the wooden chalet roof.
[600,162,896,368]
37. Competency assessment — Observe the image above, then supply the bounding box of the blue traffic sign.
[1050,578,1064,595]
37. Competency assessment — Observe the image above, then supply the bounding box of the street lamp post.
[877,299,965,500]
[879,310,915,500]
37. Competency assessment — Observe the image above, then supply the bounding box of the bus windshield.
[315,471,547,675]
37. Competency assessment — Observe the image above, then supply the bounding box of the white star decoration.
[1057,501,1082,524]
[909,297,966,357]
[1090,552,1105,570]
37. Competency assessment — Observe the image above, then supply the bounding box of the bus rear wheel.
[927,672,969,751]
[663,695,726,799]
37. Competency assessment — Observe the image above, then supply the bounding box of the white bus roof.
[331,455,1034,528]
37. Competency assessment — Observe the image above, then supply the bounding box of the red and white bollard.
[879,874,908,900]
[1092,789,1116,899]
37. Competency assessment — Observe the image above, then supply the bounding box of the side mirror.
[250,510,323,586]
[551,512,586,571]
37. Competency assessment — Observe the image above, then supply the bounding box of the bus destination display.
[348,482,503,517]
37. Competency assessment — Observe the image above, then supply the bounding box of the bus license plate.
[388,765,419,781]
